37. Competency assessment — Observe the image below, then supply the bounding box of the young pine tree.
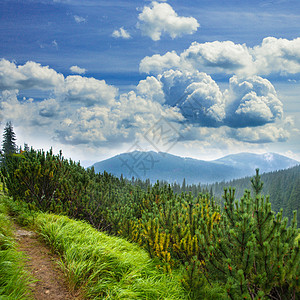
[197,170,300,300]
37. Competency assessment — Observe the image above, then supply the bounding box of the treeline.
[206,165,300,225]
[127,165,300,226]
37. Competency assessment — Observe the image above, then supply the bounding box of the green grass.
[2,196,187,299]
[35,213,187,299]
[0,196,33,300]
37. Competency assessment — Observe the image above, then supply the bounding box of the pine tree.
[251,168,264,196]
[197,172,300,299]
[1,122,18,166]
[1,122,17,156]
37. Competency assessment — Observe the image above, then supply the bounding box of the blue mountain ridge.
[91,151,299,184]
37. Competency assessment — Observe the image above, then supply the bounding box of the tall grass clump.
[0,195,33,299]
[36,213,187,299]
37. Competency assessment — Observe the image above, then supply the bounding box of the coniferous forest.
[0,123,299,300]
[159,166,300,226]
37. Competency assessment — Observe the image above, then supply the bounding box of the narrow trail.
[14,224,80,300]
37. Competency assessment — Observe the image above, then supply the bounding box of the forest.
[0,122,299,300]
[155,165,300,226]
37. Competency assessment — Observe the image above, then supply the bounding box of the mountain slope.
[207,165,300,225]
[91,151,299,184]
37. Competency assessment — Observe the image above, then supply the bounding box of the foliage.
[1,145,299,299]
[251,168,264,196]
[197,173,300,299]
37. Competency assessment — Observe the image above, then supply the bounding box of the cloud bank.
[136,70,283,129]
[0,58,294,156]
[140,37,300,76]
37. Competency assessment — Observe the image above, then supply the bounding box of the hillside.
[0,195,188,299]
[91,151,299,184]
[207,165,300,224]
[1,147,299,299]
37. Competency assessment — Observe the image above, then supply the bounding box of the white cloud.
[181,41,254,75]
[74,15,86,23]
[232,124,290,143]
[0,90,60,127]
[137,1,199,41]
[0,59,295,159]
[253,37,300,75]
[38,98,60,118]
[56,90,183,147]
[0,59,117,107]
[139,37,300,76]
[158,70,225,126]
[140,51,180,74]
[225,76,283,127]
[136,76,165,104]
[112,27,131,39]
[0,59,64,90]
[137,69,283,128]
[61,76,118,106]
[70,65,87,74]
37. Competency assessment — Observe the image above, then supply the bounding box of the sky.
[0,0,300,167]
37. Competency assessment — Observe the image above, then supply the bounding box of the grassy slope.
[36,213,187,299]
[0,194,33,299]
[2,197,187,300]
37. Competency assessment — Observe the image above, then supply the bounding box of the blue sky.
[1,0,300,166]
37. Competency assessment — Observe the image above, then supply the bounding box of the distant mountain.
[214,152,298,174]
[91,151,299,184]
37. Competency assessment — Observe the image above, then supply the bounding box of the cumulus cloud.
[0,59,293,156]
[137,1,199,41]
[38,98,60,118]
[0,59,117,107]
[0,59,64,90]
[140,51,180,74]
[181,41,254,75]
[224,76,283,127]
[136,76,165,104]
[136,70,283,128]
[253,37,300,75]
[158,70,225,126]
[0,90,60,127]
[139,37,300,76]
[70,65,86,74]
[112,27,131,39]
[61,76,118,106]
[56,90,182,147]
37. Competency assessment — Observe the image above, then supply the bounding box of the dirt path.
[14,224,80,300]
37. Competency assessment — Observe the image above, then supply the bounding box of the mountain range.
[91,151,299,184]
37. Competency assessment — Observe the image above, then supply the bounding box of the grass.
[2,196,188,299]
[0,195,33,300]
[36,213,188,299]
